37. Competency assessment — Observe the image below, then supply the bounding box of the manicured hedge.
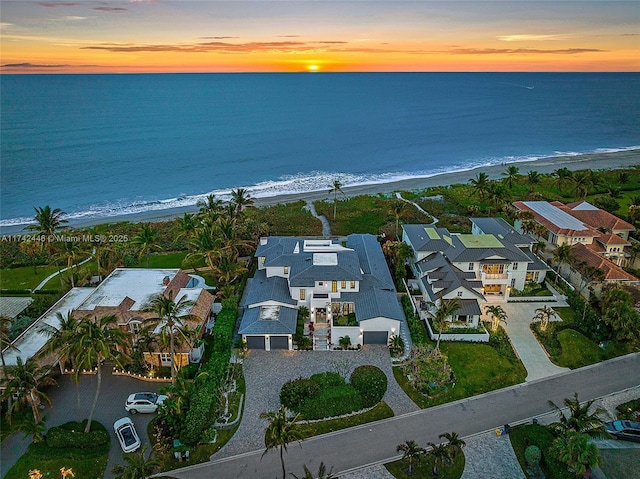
[300,384,362,420]
[281,377,321,410]
[47,421,109,449]
[350,365,387,408]
[178,296,238,445]
[310,372,344,389]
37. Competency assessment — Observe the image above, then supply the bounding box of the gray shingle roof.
[470,217,534,245]
[457,299,482,317]
[403,224,452,253]
[0,297,34,319]
[445,235,531,263]
[241,269,298,308]
[238,305,297,335]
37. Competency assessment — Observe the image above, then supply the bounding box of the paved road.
[500,302,570,381]
[163,353,640,479]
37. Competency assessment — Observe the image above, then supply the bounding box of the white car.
[114,417,141,453]
[125,392,168,414]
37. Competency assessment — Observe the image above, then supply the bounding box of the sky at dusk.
[1,1,639,73]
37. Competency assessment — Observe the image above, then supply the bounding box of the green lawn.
[296,401,394,439]
[385,446,465,479]
[509,424,574,479]
[394,341,526,409]
[552,329,604,369]
[131,251,202,269]
[4,425,109,479]
[1,264,61,291]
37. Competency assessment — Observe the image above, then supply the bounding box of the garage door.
[270,336,289,350]
[362,331,388,345]
[245,336,266,349]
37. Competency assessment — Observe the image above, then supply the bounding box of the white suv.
[124,392,167,414]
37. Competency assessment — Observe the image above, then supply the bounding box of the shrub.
[295,335,312,350]
[338,335,352,348]
[47,421,109,449]
[401,295,429,345]
[300,385,362,420]
[310,371,345,389]
[280,377,320,410]
[350,365,387,408]
[525,445,541,466]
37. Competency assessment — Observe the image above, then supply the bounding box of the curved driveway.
[164,353,640,479]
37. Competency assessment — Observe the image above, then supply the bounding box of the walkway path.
[164,353,640,479]
[304,200,332,237]
[33,257,92,291]
[211,346,419,460]
[395,192,438,225]
[500,301,570,382]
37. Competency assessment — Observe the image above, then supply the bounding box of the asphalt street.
[164,353,640,479]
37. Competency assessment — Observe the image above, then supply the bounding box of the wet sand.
[3,149,639,233]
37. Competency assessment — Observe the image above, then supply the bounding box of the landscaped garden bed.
[385,444,465,479]
[509,424,576,479]
[4,421,109,479]
[616,398,640,421]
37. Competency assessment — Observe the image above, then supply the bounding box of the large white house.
[402,218,548,327]
[239,234,405,350]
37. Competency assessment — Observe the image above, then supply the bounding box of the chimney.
[162,275,170,286]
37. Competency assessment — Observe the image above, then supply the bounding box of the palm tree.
[230,188,255,216]
[554,167,573,193]
[469,172,489,201]
[396,439,426,475]
[131,223,162,268]
[426,296,462,351]
[329,179,345,220]
[532,305,557,332]
[143,292,196,385]
[552,243,574,280]
[27,205,68,237]
[586,170,601,196]
[484,305,508,332]
[572,171,590,199]
[526,170,541,194]
[13,411,48,443]
[174,213,198,245]
[428,442,451,475]
[616,171,630,185]
[502,165,520,189]
[0,316,19,377]
[290,462,336,479]
[260,405,303,479]
[548,393,606,437]
[210,252,248,285]
[197,193,223,214]
[392,200,405,237]
[54,240,87,288]
[486,183,509,211]
[439,431,466,459]
[112,445,160,479]
[1,357,56,424]
[74,315,129,432]
[551,432,600,478]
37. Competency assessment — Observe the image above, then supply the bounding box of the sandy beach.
[3,149,639,234]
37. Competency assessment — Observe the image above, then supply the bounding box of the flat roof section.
[458,234,504,249]
[3,287,94,366]
[425,227,440,240]
[523,201,589,231]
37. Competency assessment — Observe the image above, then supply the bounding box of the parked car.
[125,392,168,414]
[605,420,640,443]
[114,417,141,453]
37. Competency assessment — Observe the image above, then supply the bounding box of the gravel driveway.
[212,345,419,459]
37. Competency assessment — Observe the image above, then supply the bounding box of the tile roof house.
[239,234,405,350]
[72,268,215,369]
[403,219,549,331]
[513,200,636,267]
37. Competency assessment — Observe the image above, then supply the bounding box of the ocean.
[1,72,639,227]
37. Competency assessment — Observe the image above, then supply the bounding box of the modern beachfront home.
[402,218,548,327]
[71,268,215,369]
[239,234,405,350]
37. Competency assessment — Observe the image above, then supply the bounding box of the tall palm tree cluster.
[468,166,608,216]
[179,189,256,298]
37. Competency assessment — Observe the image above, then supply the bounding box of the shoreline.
[2,149,639,234]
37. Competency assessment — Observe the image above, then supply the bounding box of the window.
[284,266,289,274]
[341,281,346,289]
[513,263,518,271]
[332,281,337,293]
[129,322,140,334]
[511,279,516,287]
[300,289,305,300]
[468,263,474,271]
[160,353,171,365]
[259,256,265,266]
[350,281,356,289]
[457,291,463,297]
